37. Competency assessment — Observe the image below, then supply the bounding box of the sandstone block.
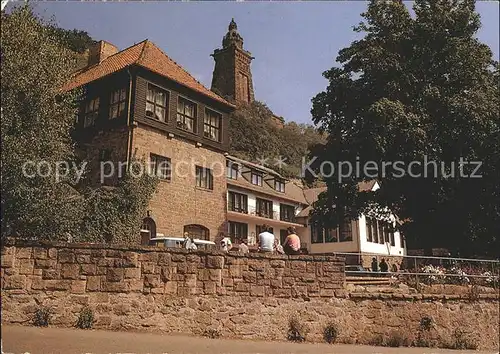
[320,288,335,297]
[61,264,80,280]
[157,252,171,265]
[126,279,143,292]
[76,255,91,264]
[292,285,308,297]
[29,276,44,290]
[206,255,224,269]
[106,268,124,282]
[4,275,26,289]
[18,260,34,276]
[229,265,242,277]
[235,283,250,292]
[122,251,138,267]
[222,277,234,288]
[86,276,101,292]
[171,254,186,262]
[80,264,97,276]
[144,274,161,288]
[35,259,57,270]
[273,288,292,297]
[71,295,90,305]
[242,271,256,283]
[204,281,216,294]
[141,262,155,274]
[270,260,285,268]
[58,250,75,263]
[42,269,59,280]
[33,247,48,260]
[15,247,32,259]
[270,279,283,288]
[113,303,131,316]
[106,250,122,258]
[124,267,141,279]
[45,280,71,291]
[70,280,87,294]
[250,285,265,297]
[140,252,159,263]
[102,281,128,293]
[47,248,58,259]
[1,255,14,268]
[164,281,177,295]
[176,262,188,274]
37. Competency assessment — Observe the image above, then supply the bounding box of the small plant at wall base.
[441,328,479,350]
[33,306,51,327]
[203,328,221,339]
[287,314,308,342]
[323,322,339,344]
[76,306,94,329]
[386,331,410,347]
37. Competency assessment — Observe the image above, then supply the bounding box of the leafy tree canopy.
[309,0,499,257]
[229,101,326,178]
[1,5,157,243]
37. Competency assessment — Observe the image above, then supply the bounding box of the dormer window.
[109,88,126,119]
[275,179,285,193]
[226,160,238,179]
[251,170,262,186]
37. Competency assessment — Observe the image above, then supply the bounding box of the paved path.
[1,325,496,354]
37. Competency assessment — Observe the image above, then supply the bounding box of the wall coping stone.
[1,239,345,263]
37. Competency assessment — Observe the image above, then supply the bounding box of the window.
[226,161,238,179]
[177,97,196,132]
[366,217,373,242]
[275,179,285,193]
[390,227,395,246]
[256,198,273,219]
[256,225,273,235]
[400,232,405,248]
[339,219,352,242]
[195,166,213,190]
[84,97,99,127]
[228,191,248,213]
[184,224,208,240]
[204,109,221,141]
[109,88,126,119]
[146,84,168,122]
[280,204,295,222]
[251,171,263,186]
[150,154,171,180]
[325,228,338,243]
[228,221,248,243]
[311,225,324,244]
[377,220,384,244]
[372,218,379,243]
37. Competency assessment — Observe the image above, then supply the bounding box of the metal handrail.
[328,251,499,264]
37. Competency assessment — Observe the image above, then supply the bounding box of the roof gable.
[63,40,234,108]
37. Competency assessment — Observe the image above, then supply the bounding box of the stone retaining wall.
[1,242,498,349]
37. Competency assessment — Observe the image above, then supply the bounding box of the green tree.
[309,0,499,256]
[1,6,84,240]
[1,5,158,243]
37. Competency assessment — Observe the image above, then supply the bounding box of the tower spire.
[211,18,255,105]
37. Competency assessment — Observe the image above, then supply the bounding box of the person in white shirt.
[258,224,275,253]
[183,232,197,251]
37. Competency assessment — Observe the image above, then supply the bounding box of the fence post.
[415,256,419,287]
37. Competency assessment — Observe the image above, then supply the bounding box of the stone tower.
[211,19,255,105]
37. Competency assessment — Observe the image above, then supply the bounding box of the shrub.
[442,328,478,350]
[76,306,94,329]
[323,322,339,344]
[386,331,410,347]
[203,328,221,339]
[287,314,308,342]
[33,306,51,327]
[368,334,384,346]
[419,316,433,331]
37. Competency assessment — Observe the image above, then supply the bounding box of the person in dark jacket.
[371,257,379,272]
[379,258,389,273]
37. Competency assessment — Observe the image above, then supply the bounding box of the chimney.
[87,40,119,67]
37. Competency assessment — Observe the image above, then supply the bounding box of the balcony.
[227,205,302,225]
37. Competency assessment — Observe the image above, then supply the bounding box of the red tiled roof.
[63,40,234,108]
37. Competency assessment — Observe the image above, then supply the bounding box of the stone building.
[64,39,235,242]
[211,19,284,128]
[225,155,309,248]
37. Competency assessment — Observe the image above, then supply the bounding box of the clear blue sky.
[7,1,499,124]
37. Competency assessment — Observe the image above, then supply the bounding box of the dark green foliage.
[309,0,499,256]
[1,5,158,244]
[229,101,326,178]
[1,6,84,241]
[33,306,51,327]
[323,322,339,344]
[47,26,96,54]
[76,306,94,329]
[386,331,410,347]
[78,161,158,244]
